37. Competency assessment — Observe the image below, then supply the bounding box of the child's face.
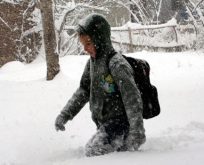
[79,35,96,58]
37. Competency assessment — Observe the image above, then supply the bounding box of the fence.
[63,22,190,55]
[111,23,186,53]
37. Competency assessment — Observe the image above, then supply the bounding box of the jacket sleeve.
[109,57,145,137]
[60,59,90,120]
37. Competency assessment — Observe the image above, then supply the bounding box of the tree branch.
[0,16,12,31]
[193,0,204,11]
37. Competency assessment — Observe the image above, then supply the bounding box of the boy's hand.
[55,114,68,131]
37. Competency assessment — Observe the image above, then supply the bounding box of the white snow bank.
[2,0,22,4]
[0,61,25,73]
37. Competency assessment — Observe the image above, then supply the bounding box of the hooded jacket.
[61,14,145,141]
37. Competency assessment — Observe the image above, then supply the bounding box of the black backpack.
[109,54,160,119]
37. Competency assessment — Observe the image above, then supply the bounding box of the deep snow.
[1,51,204,165]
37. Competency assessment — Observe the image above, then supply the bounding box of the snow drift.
[0,51,204,165]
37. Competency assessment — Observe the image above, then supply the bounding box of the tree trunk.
[40,0,60,80]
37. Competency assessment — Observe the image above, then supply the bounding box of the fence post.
[172,26,178,43]
[128,27,134,53]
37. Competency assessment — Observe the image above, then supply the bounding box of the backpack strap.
[108,50,117,61]
[107,50,117,72]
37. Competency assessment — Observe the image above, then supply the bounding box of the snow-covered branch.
[156,0,163,24]
[56,2,109,53]
[0,16,12,31]
[103,0,141,23]
[56,3,108,32]
[194,0,204,11]
[21,26,42,38]
[130,0,149,23]
[19,0,36,41]
[1,0,22,4]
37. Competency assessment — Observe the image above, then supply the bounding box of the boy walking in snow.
[55,13,146,156]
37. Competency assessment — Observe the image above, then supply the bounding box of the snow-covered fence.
[111,22,187,53]
[62,21,192,55]
[38,0,204,56]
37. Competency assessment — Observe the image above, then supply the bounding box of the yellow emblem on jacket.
[100,74,116,94]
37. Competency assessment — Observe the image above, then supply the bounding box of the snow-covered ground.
[1,51,204,165]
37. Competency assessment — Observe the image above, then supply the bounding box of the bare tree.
[40,0,60,80]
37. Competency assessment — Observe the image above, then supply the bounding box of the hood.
[76,13,115,58]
